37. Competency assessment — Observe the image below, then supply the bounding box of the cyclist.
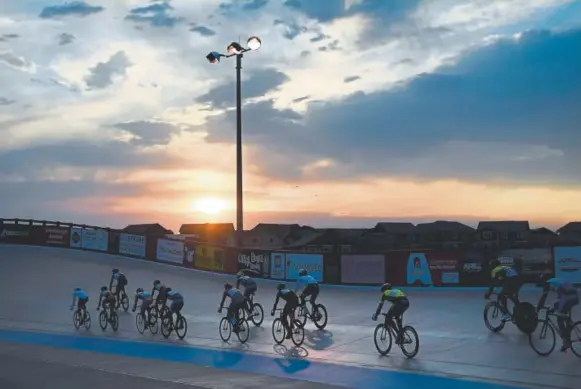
[372,283,409,343]
[167,290,185,329]
[537,273,579,351]
[236,270,257,313]
[70,287,89,322]
[484,259,521,321]
[96,286,116,318]
[110,268,128,304]
[152,280,171,307]
[132,287,154,328]
[295,269,319,316]
[271,283,299,339]
[218,283,245,332]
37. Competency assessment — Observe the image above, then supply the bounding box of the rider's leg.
[309,284,319,314]
[558,298,577,350]
[243,288,253,312]
[282,304,292,339]
[498,287,510,319]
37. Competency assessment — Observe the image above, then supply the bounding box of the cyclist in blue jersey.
[295,269,319,316]
[484,259,522,321]
[236,270,257,313]
[538,273,579,351]
[132,288,154,327]
[372,283,409,343]
[218,283,245,331]
[97,286,116,317]
[271,283,299,339]
[167,290,185,328]
[152,280,171,306]
[110,268,128,302]
[70,287,89,322]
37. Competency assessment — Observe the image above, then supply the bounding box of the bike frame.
[537,307,572,340]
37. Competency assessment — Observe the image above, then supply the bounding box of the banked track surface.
[0,245,579,389]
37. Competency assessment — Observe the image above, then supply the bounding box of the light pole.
[206,36,262,243]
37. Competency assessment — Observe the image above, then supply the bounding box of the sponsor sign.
[341,254,385,284]
[285,253,323,282]
[554,246,581,285]
[441,272,460,284]
[192,244,227,272]
[156,238,184,264]
[498,256,515,266]
[406,253,433,286]
[463,262,483,273]
[44,226,69,246]
[238,250,269,278]
[119,233,146,257]
[70,227,82,248]
[270,253,286,280]
[0,225,30,244]
[81,228,108,251]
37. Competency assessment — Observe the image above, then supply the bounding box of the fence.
[2,218,579,286]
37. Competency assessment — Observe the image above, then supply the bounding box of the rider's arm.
[132,294,139,311]
[109,276,114,290]
[272,292,281,312]
[218,291,227,310]
[295,277,304,292]
[536,284,551,311]
[97,293,103,309]
[71,293,77,308]
[486,272,499,295]
[375,293,386,316]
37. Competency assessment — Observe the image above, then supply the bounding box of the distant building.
[179,223,236,246]
[123,223,172,236]
[556,222,581,243]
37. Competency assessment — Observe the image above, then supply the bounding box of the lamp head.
[247,36,261,51]
[227,42,244,55]
[206,51,222,63]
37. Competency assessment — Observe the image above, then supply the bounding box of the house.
[414,221,476,249]
[122,223,172,236]
[528,227,559,247]
[358,222,417,251]
[556,222,581,243]
[285,228,366,253]
[476,221,530,249]
[179,223,236,246]
[241,223,318,249]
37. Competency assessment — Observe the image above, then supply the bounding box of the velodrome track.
[0,245,579,389]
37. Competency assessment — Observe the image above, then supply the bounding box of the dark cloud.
[190,25,216,36]
[84,51,131,89]
[343,75,360,83]
[300,50,310,58]
[196,68,289,109]
[57,33,75,45]
[0,97,15,106]
[318,39,340,51]
[0,34,19,41]
[310,33,328,42]
[111,120,181,146]
[125,2,183,28]
[39,2,104,19]
[200,29,581,185]
[218,0,269,13]
[273,19,308,40]
[0,52,31,69]
[292,95,310,103]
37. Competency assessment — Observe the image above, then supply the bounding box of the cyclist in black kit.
[271,283,299,339]
[218,283,245,331]
[110,268,128,306]
[152,280,171,306]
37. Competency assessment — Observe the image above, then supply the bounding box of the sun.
[192,197,227,215]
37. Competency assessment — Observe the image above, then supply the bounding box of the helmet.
[298,269,307,276]
[380,283,392,292]
[540,272,552,284]
[489,259,500,269]
[136,288,143,294]
[236,274,243,279]
[277,283,286,291]
[112,268,119,274]
[224,282,233,290]
[74,287,81,291]
[153,280,160,287]
[100,286,108,292]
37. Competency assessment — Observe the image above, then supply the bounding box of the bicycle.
[272,308,304,346]
[483,292,536,334]
[114,288,129,312]
[240,293,264,327]
[161,310,188,340]
[72,307,91,330]
[218,307,250,343]
[150,300,169,325]
[98,302,119,331]
[373,312,419,358]
[135,307,158,335]
[294,296,328,330]
[529,306,581,357]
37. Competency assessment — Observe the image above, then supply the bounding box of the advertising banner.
[81,228,108,251]
[406,253,433,286]
[70,227,82,248]
[119,233,146,257]
[384,252,407,286]
[270,253,286,280]
[238,250,270,278]
[285,253,323,282]
[42,226,70,246]
[459,250,489,286]
[554,246,581,285]
[341,254,385,284]
[156,238,184,264]
[191,244,229,272]
[0,224,31,244]
[427,252,459,286]
[500,248,551,283]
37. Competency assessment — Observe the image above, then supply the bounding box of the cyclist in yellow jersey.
[372,283,409,342]
[484,259,522,321]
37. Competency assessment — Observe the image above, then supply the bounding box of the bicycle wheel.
[529,320,556,356]
[514,302,537,334]
[110,311,119,331]
[219,317,232,342]
[291,319,305,347]
[484,301,505,333]
[272,318,285,344]
[250,303,264,327]
[73,311,82,329]
[176,316,188,340]
[121,292,129,312]
[161,314,172,339]
[99,311,108,330]
[160,305,170,319]
[313,304,328,330]
[399,325,419,359]
[373,323,392,355]
[84,311,91,330]
[294,305,308,328]
[136,313,146,334]
[570,321,581,358]
[237,319,250,343]
[148,312,159,335]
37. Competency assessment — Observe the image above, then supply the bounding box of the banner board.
[70,227,82,248]
[341,254,385,284]
[81,228,108,251]
[42,226,70,246]
[554,246,581,285]
[238,250,270,278]
[119,233,146,257]
[0,224,31,244]
[270,253,286,280]
[156,238,184,264]
[285,253,323,282]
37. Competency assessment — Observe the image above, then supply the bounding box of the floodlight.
[247,36,261,51]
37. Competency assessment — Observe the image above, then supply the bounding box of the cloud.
[125,2,183,28]
[57,33,75,46]
[201,29,581,185]
[343,75,360,83]
[273,19,308,40]
[84,51,132,89]
[39,2,104,19]
[111,120,182,146]
[196,68,290,109]
[190,25,216,36]
[0,34,19,42]
[218,0,270,13]
[0,97,15,106]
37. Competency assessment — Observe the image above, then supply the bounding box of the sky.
[0,0,580,231]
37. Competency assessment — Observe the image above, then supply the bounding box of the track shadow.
[304,329,334,350]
